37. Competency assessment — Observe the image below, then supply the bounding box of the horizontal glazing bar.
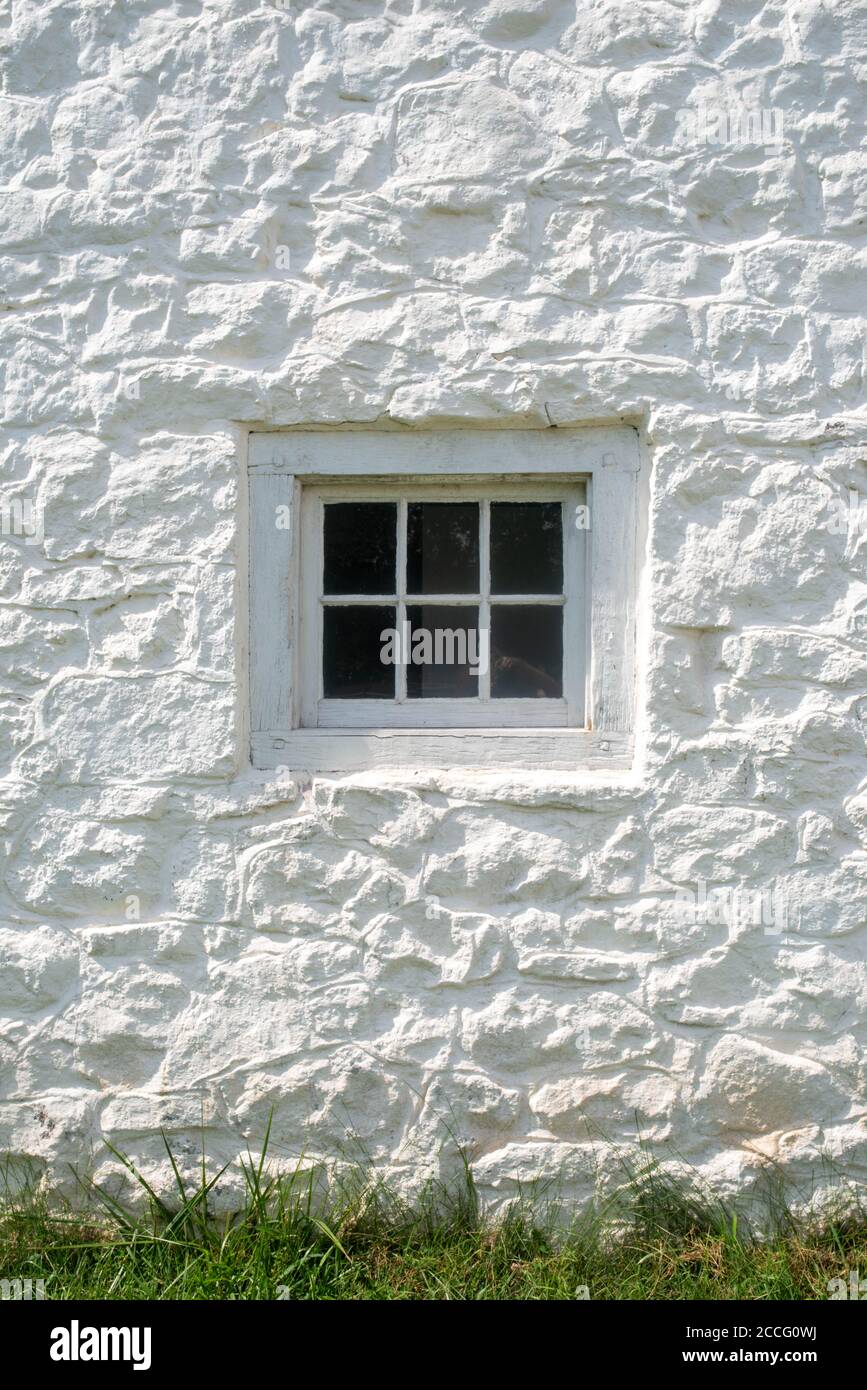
[321,594,567,605]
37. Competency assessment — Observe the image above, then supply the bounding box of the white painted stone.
[697,1036,851,1137]
[0,0,865,1218]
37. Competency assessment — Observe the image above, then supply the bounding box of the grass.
[1,1130,865,1300]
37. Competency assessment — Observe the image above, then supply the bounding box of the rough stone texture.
[0,0,865,1216]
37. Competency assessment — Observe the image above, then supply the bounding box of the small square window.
[248,429,642,772]
[301,482,584,730]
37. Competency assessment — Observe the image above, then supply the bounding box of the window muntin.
[299,479,586,730]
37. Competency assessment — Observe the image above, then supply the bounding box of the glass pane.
[490,502,563,595]
[406,604,482,698]
[323,605,396,698]
[407,502,479,594]
[491,605,562,698]
[323,503,396,595]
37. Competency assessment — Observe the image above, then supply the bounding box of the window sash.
[247,425,643,774]
[299,479,586,729]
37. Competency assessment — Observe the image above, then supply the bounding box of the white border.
[248,427,642,772]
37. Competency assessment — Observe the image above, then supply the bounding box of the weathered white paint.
[0,0,865,1218]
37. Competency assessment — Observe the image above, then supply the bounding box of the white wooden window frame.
[301,479,585,730]
[248,428,642,773]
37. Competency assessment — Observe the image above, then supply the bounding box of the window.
[248,429,643,773]
[300,482,585,729]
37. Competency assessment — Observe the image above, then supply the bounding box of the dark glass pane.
[406,605,482,698]
[407,502,479,594]
[323,605,395,698]
[491,605,562,698]
[324,503,396,595]
[490,502,563,595]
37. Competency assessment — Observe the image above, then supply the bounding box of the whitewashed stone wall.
[1,0,865,1215]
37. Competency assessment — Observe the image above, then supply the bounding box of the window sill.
[251,728,633,774]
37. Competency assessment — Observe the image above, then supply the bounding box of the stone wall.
[1,0,865,1214]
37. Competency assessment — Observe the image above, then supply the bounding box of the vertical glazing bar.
[396,495,407,703]
[564,487,586,727]
[479,498,490,703]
